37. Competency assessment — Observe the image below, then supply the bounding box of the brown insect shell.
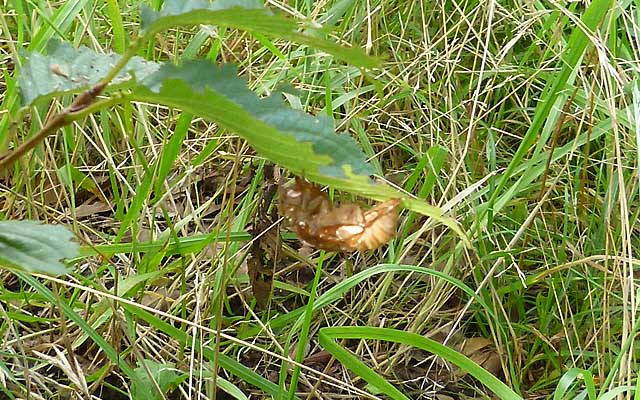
[316,203,364,227]
[278,177,330,228]
[353,198,401,251]
[312,203,367,251]
[313,199,400,251]
[278,176,401,251]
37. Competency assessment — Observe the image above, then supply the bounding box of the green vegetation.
[0,0,637,399]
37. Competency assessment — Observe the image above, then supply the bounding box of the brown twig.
[0,83,107,171]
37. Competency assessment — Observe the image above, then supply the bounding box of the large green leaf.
[136,61,374,178]
[0,220,78,276]
[19,43,377,179]
[19,40,159,106]
[140,0,379,69]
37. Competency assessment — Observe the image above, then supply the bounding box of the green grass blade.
[74,232,250,259]
[485,0,613,221]
[28,0,90,51]
[104,0,127,53]
[16,272,135,378]
[236,263,495,339]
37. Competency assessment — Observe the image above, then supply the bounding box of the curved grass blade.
[319,326,522,400]
[554,368,596,400]
[238,263,493,338]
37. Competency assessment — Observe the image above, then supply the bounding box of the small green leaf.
[57,162,100,194]
[131,360,187,400]
[19,40,159,106]
[0,220,78,276]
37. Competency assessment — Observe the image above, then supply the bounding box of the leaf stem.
[0,38,142,171]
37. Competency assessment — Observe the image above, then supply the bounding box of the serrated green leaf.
[19,40,159,106]
[140,0,379,69]
[0,220,78,276]
[135,61,375,178]
[131,360,187,400]
[15,43,463,240]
